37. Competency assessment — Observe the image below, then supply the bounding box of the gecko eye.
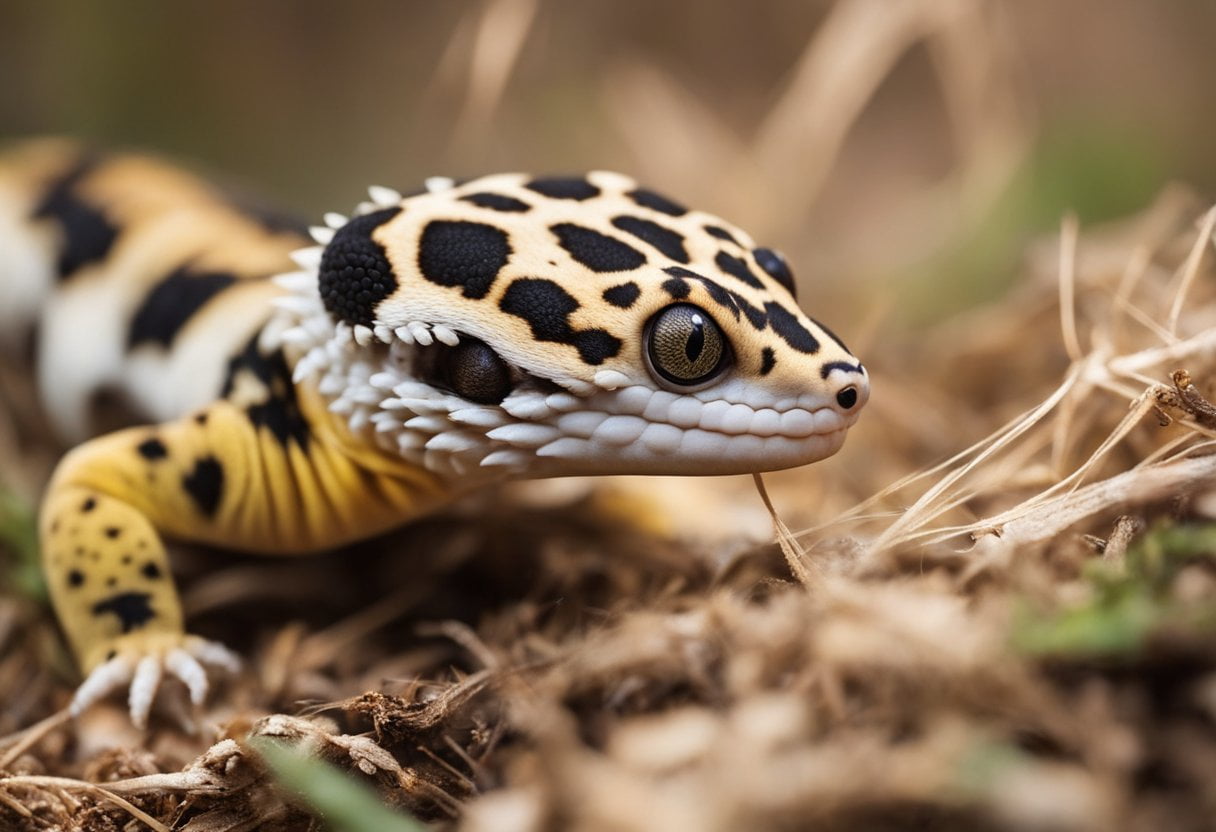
[439,338,512,404]
[753,247,796,297]
[645,304,729,388]
[836,386,858,409]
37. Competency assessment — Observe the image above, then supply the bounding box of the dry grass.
[4,1,1216,830]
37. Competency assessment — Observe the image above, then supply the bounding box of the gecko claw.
[70,654,134,718]
[70,634,241,728]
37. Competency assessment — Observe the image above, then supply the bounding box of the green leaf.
[1013,523,1216,658]
[0,488,43,601]
[1013,592,1158,657]
[250,737,427,832]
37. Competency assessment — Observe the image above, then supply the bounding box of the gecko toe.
[187,637,242,674]
[166,647,209,705]
[128,655,163,729]
[71,655,133,717]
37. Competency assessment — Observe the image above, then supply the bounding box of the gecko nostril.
[836,386,858,409]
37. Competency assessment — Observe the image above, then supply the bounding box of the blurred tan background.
[2,0,1215,327]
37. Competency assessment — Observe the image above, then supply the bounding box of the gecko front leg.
[42,483,240,728]
[41,368,449,728]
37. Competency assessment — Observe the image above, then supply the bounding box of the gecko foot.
[70,633,241,729]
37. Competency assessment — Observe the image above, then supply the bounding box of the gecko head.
[280,172,868,481]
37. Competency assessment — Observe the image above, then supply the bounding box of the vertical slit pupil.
[685,314,705,362]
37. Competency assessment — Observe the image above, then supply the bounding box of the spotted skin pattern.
[0,141,869,726]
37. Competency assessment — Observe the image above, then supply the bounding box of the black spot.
[247,396,310,449]
[106,577,117,588]
[704,225,740,245]
[836,387,859,409]
[753,248,796,297]
[141,561,162,580]
[611,216,689,263]
[222,335,311,449]
[92,592,155,633]
[137,438,168,460]
[122,555,131,565]
[552,223,646,273]
[182,456,224,518]
[663,267,740,320]
[81,497,97,513]
[627,188,687,217]
[461,192,531,212]
[715,251,765,289]
[760,347,777,376]
[105,650,117,661]
[104,526,121,539]
[526,177,600,201]
[500,279,622,365]
[811,317,853,354]
[30,156,119,279]
[67,569,84,588]
[194,413,208,426]
[417,220,512,300]
[602,282,641,308]
[820,360,865,380]
[74,546,84,556]
[127,266,238,349]
[764,303,819,353]
[732,292,768,329]
[661,277,691,299]
[317,206,401,326]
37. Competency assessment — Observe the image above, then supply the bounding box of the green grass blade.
[250,737,427,832]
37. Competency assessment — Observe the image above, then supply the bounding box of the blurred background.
[4,0,1215,330]
[6,0,1216,536]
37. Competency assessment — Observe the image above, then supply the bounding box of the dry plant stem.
[909,390,1162,550]
[1107,325,1216,377]
[415,620,500,670]
[1110,245,1161,341]
[1059,213,1082,362]
[1100,515,1145,566]
[0,775,171,831]
[1165,205,1216,335]
[872,361,1085,551]
[927,0,1027,204]
[752,473,817,589]
[971,453,1216,555]
[745,0,988,232]
[796,386,1064,543]
[0,708,70,769]
[0,790,31,818]
[452,0,538,142]
[878,305,1216,555]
